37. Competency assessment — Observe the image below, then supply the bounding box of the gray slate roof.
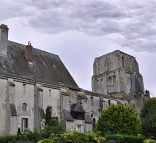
[0,41,78,88]
[63,109,93,123]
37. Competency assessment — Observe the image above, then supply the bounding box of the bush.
[40,123,64,139]
[45,106,52,126]
[0,134,33,143]
[144,139,156,143]
[96,104,141,135]
[105,134,144,143]
[38,139,49,143]
[141,98,156,139]
[0,136,15,143]
[42,106,64,139]
[38,132,106,143]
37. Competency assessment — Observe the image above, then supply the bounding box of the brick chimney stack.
[0,24,9,57]
[24,41,33,62]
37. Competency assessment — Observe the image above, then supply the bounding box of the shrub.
[43,106,64,139]
[45,106,52,126]
[40,123,64,139]
[144,139,156,143]
[141,98,156,139]
[0,134,34,143]
[38,139,50,143]
[38,132,106,143]
[96,104,141,135]
[105,134,144,143]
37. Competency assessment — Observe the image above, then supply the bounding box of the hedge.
[0,132,40,143]
[105,134,144,143]
[38,132,106,143]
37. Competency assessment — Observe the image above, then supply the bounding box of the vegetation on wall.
[45,106,52,126]
[96,104,141,135]
[141,98,156,139]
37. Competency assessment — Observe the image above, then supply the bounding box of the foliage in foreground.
[96,104,141,135]
[141,98,156,139]
[41,106,64,139]
[40,123,64,139]
[105,134,144,143]
[38,132,106,143]
[0,133,39,143]
[144,139,156,143]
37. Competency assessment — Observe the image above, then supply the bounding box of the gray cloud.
[1,0,156,52]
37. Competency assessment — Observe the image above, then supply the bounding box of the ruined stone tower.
[92,50,144,104]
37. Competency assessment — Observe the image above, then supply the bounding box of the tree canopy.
[96,104,141,135]
[141,98,156,139]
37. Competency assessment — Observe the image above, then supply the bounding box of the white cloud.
[0,0,156,95]
[1,0,156,52]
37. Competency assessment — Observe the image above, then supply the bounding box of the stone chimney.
[24,41,33,62]
[0,24,9,57]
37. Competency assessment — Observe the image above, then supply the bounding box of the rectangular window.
[21,118,28,132]
[76,125,82,132]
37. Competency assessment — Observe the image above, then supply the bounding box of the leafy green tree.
[45,106,52,126]
[96,104,141,135]
[42,106,64,138]
[141,98,156,139]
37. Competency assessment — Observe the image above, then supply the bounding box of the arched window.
[22,103,27,111]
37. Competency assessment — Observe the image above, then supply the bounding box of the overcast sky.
[0,0,156,96]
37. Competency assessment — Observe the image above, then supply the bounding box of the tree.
[140,98,156,139]
[45,106,52,126]
[42,106,64,138]
[96,104,141,135]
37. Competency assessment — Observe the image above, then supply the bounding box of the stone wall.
[92,50,144,99]
[0,75,141,135]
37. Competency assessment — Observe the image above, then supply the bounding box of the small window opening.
[49,89,51,96]
[122,56,125,67]
[76,125,82,132]
[108,100,111,107]
[22,103,27,111]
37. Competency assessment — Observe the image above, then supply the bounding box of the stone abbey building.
[0,24,147,135]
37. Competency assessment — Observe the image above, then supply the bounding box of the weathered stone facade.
[92,50,145,110]
[0,24,146,135]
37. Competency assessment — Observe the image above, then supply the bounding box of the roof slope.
[0,41,78,88]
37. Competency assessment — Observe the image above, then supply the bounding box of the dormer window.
[22,103,27,111]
